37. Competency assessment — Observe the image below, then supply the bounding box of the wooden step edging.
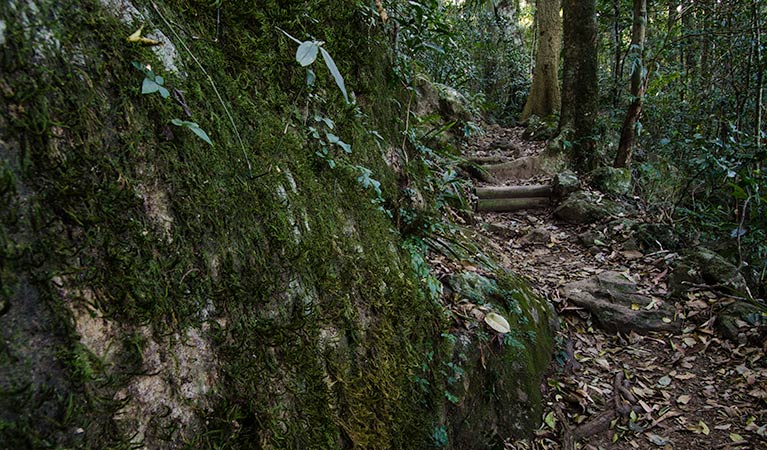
[474,183,553,212]
[475,184,552,199]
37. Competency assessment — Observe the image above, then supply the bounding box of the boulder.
[592,166,632,196]
[444,270,557,448]
[560,271,679,333]
[554,191,627,224]
[716,300,767,344]
[669,247,748,297]
[552,171,581,197]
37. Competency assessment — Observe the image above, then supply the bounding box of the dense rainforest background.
[409,0,766,292]
[0,0,765,449]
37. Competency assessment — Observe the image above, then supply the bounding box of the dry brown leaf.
[674,372,697,381]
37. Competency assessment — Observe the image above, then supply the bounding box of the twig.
[151,2,253,175]
[400,86,413,167]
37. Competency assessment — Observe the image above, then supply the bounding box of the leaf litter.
[459,126,766,450]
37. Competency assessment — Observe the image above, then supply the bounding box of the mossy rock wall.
[0,1,554,448]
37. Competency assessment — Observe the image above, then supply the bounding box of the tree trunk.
[560,0,599,172]
[521,0,562,121]
[611,0,623,108]
[754,0,763,147]
[615,0,647,168]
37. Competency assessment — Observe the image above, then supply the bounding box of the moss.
[0,0,554,448]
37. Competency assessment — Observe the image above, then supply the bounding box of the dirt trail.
[463,126,767,450]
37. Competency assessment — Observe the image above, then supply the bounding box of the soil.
[462,126,767,450]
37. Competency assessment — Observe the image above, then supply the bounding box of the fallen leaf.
[658,375,672,387]
[126,25,163,46]
[748,388,767,399]
[484,312,511,334]
[729,433,745,443]
[646,433,671,446]
[674,372,697,380]
[677,394,691,405]
[544,411,556,430]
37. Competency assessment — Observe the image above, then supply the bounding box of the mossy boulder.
[554,191,627,224]
[592,166,632,196]
[0,0,554,448]
[443,270,556,448]
[669,247,749,297]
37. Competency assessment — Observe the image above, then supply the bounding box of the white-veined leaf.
[319,47,349,103]
[296,41,319,67]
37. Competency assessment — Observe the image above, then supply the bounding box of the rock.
[443,270,557,447]
[578,229,606,248]
[592,166,632,195]
[669,247,748,296]
[716,301,767,344]
[518,227,551,246]
[434,83,473,125]
[413,75,474,148]
[552,171,581,197]
[554,191,627,224]
[447,271,500,304]
[487,221,517,238]
[560,271,679,333]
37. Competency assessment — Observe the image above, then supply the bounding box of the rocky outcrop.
[554,191,628,224]
[560,271,679,333]
[0,1,554,448]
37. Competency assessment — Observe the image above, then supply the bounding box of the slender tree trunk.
[753,0,763,147]
[560,0,599,171]
[611,0,623,108]
[521,0,562,121]
[615,0,647,168]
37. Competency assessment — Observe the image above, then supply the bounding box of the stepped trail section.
[457,125,767,449]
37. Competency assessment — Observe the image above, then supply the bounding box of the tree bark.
[615,0,647,168]
[611,0,623,108]
[560,0,599,172]
[521,0,562,121]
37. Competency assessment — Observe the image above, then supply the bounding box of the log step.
[476,197,551,212]
[475,184,552,200]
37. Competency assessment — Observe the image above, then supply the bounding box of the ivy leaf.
[320,47,349,103]
[296,41,319,67]
[141,77,169,98]
[142,77,161,95]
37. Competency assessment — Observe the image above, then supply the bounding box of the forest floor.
[460,125,767,450]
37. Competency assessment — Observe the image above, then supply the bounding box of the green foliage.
[132,61,170,98]
[132,60,213,146]
[432,425,449,447]
[171,118,213,145]
[388,1,531,121]
[279,28,350,104]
